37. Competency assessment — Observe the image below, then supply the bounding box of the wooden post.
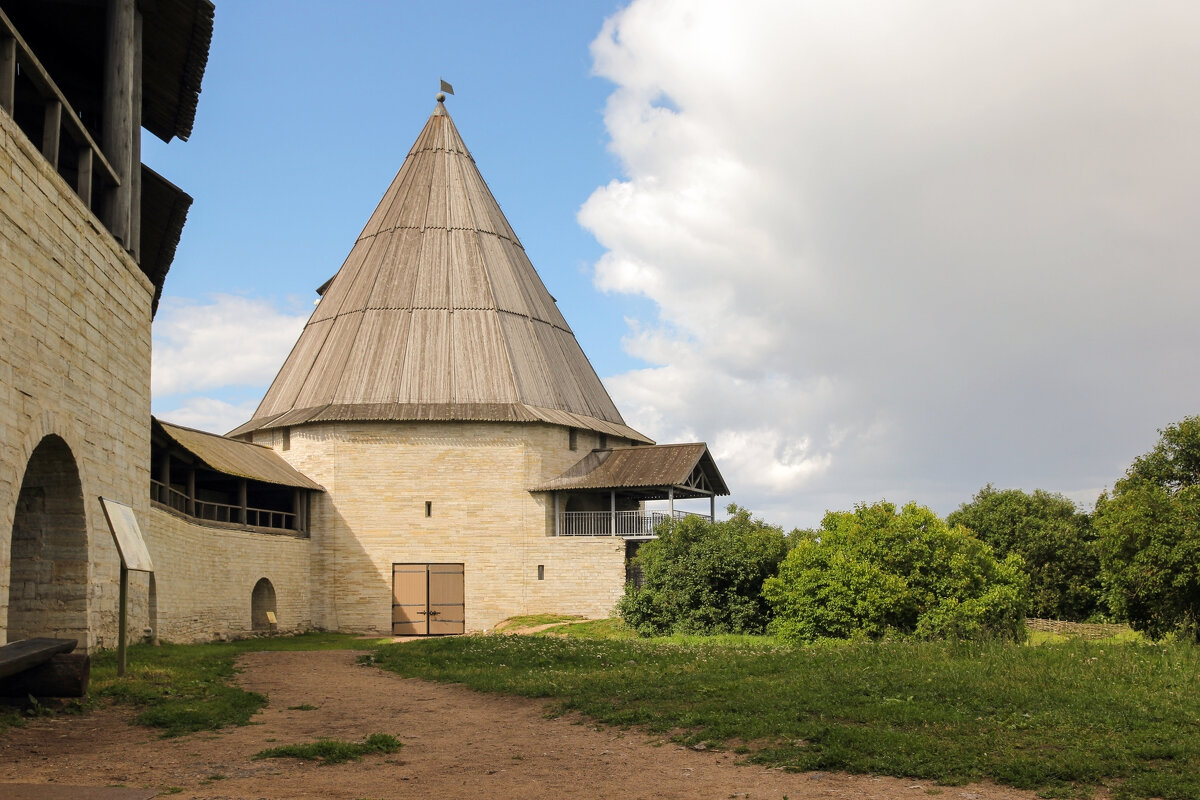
[710,493,715,522]
[77,148,93,208]
[610,490,616,536]
[668,487,675,518]
[42,100,61,168]
[0,37,14,115]
[102,0,135,247]
[157,450,170,503]
[553,493,560,537]
[239,480,248,524]
[186,468,195,515]
[117,564,128,677]
[129,10,142,261]
[292,489,302,531]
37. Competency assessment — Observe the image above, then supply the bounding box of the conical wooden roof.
[230,100,650,443]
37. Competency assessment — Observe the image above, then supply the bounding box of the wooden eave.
[532,443,730,498]
[153,417,323,491]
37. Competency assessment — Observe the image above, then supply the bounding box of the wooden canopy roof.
[230,99,650,444]
[153,418,323,490]
[533,443,729,500]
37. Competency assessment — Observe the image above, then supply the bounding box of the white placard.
[99,497,155,572]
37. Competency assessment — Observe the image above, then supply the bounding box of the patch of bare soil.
[0,649,1052,799]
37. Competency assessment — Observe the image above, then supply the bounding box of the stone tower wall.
[263,420,628,633]
[0,111,154,651]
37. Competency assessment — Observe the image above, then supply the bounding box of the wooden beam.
[102,0,135,247]
[42,100,61,168]
[0,36,14,114]
[77,147,93,208]
[129,9,142,261]
[0,653,90,699]
[0,638,76,680]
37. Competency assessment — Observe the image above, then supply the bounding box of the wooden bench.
[0,637,89,698]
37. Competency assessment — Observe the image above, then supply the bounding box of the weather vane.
[437,78,454,103]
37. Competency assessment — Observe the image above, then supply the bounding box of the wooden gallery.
[0,0,728,652]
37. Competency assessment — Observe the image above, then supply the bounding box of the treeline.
[619,415,1200,643]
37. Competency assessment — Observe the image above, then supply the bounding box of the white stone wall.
[269,421,628,633]
[141,506,313,642]
[0,111,153,651]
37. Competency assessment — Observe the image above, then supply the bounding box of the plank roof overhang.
[153,417,323,491]
[232,99,651,445]
[533,443,730,500]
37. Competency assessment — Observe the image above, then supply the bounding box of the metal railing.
[151,480,298,532]
[558,509,708,537]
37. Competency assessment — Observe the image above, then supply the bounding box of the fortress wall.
[142,506,313,642]
[0,111,154,651]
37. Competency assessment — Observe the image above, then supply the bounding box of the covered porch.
[534,442,730,538]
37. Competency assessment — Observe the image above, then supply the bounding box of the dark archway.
[8,435,89,642]
[251,578,276,631]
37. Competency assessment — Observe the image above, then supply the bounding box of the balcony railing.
[151,480,299,533]
[557,509,708,537]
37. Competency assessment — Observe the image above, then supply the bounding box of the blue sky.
[151,1,1200,529]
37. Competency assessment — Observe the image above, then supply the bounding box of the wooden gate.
[392,563,464,635]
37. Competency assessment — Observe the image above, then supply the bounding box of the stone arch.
[7,434,89,642]
[251,578,277,631]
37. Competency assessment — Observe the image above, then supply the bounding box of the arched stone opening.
[251,578,276,631]
[7,435,89,643]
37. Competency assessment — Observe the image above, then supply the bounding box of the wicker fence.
[1025,618,1131,639]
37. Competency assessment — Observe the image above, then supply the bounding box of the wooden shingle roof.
[154,418,323,490]
[533,443,729,498]
[231,100,650,444]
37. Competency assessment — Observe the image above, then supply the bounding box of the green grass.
[538,617,636,639]
[253,733,401,764]
[91,632,382,737]
[493,613,584,631]
[370,631,1200,799]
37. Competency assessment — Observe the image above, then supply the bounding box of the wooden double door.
[392,563,465,635]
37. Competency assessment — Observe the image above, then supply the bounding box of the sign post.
[99,497,154,677]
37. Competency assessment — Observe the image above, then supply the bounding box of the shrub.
[1095,417,1200,641]
[947,485,1103,621]
[763,501,1028,642]
[617,505,787,636]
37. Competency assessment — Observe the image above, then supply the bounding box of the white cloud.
[151,397,261,436]
[152,294,308,398]
[585,0,1200,527]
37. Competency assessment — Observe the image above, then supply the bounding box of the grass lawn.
[370,628,1200,800]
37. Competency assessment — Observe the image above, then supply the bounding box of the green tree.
[947,485,1102,621]
[763,501,1028,642]
[1095,417,1200,641]
[617,505,788,636]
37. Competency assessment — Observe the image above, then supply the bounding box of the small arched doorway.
[251,578,276,631]
[7,435,89,643]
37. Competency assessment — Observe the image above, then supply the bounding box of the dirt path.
[0,649,1053,799]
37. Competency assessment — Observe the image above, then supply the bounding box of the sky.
[149,1,1200,530]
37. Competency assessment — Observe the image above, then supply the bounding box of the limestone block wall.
[265,421,629,633]
[0,110,154,651]
[142,506,313,642]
